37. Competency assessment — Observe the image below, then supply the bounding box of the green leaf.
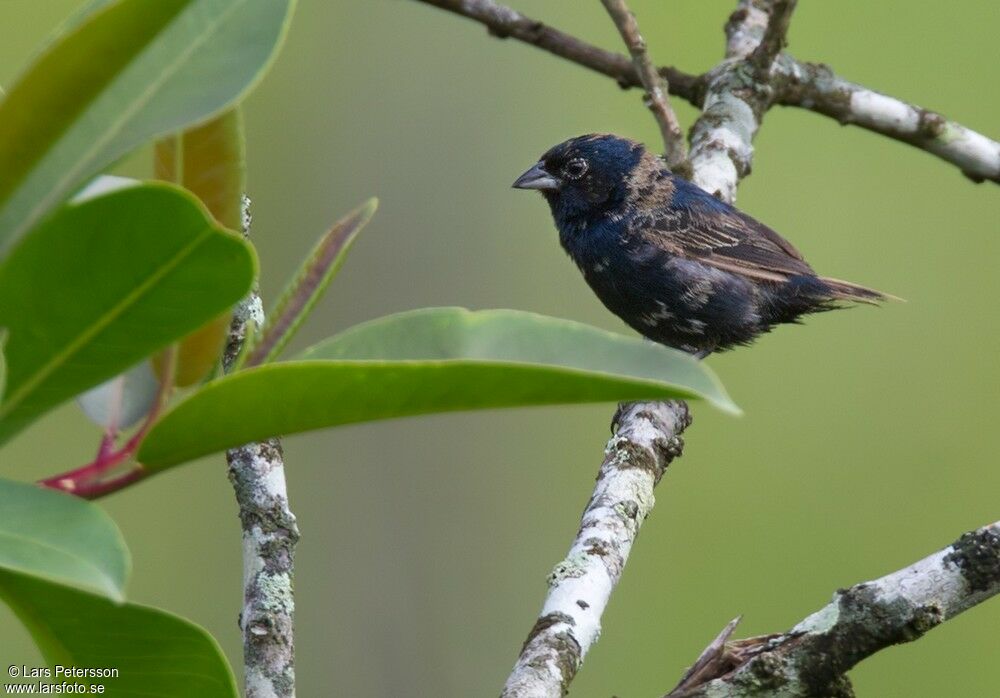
[139,308,737,468]
[0,571,237,697]
[246,198,378,365]
[155,109,247,385]
[0,0,295,258]
[0,183,256,445]
[0,478,127,601]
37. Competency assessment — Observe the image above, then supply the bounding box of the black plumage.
[513,134,888,357]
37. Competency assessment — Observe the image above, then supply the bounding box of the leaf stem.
[37,347,176,498]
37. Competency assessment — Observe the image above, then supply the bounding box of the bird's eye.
[563,159,588,180]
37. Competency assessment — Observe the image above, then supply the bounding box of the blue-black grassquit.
[514,134,889,357]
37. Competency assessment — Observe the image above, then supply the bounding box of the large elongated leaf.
[0,184,255,444]
[0,571,237,697]
[0,478,127,601]
[155,109,246,385]
[0,0,294,257]
[139,308,736,468]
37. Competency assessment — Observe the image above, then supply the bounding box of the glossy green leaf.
[0,571,237,697]
[0,184,256,444]
[155,109,246,385]
[139,308,736,468]
[0,0,294,257]
[247,198,378,365]
[0,478,127,601]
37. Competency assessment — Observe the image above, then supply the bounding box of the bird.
[512,133,890,358]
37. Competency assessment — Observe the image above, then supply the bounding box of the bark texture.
[224,196,299,698]
[667,523,1000,697]
[501,402,691,697]
[407,1,1000,695]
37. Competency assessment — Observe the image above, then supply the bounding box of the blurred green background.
[2,1,999,695]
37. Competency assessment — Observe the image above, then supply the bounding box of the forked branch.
[407,1,1000,696]
[409,0,1000,184]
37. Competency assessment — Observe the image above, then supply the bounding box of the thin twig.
[501,402,691,697]
[408,0,1000,184]
[224,196,299,698]
[748,0,797,76]
[412,0,701,99]
[667,522,1000,697]
[600,0,687,167]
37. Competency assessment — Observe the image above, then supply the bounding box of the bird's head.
[513,134,647,225]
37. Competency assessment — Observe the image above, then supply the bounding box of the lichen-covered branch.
[687,0,789,201]
[224,197,299,698]
[500,402,691,697]
[408,0,1000,185]
[666,522,1000,697]
[600,0,687,168]
[773,58,1000,183]
[413,1,999,695]
[226,438,298,698]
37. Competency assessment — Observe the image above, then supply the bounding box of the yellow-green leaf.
[0,0,294,258]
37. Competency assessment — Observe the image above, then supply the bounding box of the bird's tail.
[820,276,902,305]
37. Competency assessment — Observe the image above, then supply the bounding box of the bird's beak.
[512,162,560,191]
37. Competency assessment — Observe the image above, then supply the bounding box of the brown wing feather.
[641,197,815,282]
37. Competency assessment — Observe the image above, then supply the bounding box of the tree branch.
[412,1,1000,695]
[687,0,787,201]
[500,401,691,697]
[666,522,1000,697]
[599,0,687,168]
[748,0,797,77]
[773,58,1000,184]
[673,7,1000,682]
[223,196,299,698]
[501,1,833,695]
[411,0,702,100]
[408,0,1000,185]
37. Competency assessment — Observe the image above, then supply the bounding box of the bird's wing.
[643,180,814,282]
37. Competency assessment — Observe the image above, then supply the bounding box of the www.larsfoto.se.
[4,683,106,694]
